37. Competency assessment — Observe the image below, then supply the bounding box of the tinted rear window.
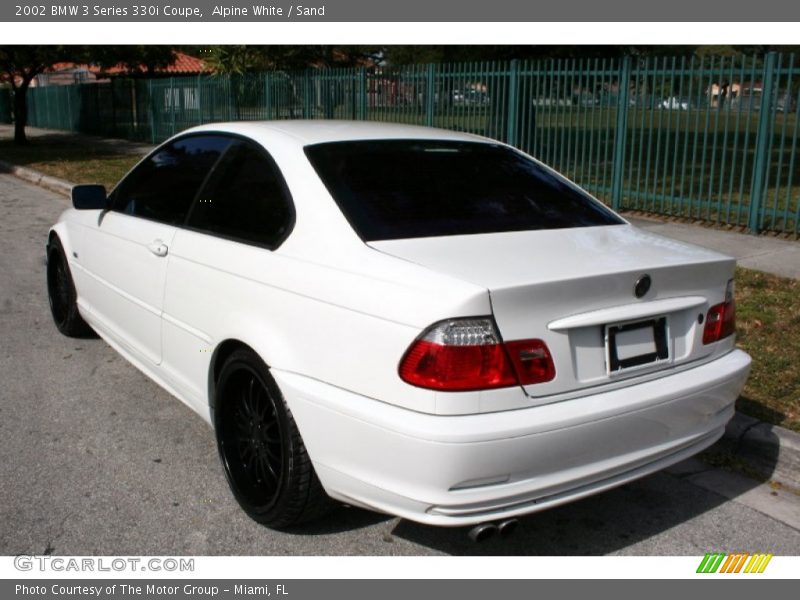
[304,140,623,241]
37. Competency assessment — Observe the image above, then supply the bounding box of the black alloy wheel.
[215,348,333,527]
[46,237,94,337]
[219,364,285,511]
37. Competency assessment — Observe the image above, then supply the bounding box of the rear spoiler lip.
[547,295,707,331]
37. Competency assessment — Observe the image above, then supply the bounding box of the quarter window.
[187,140,293,248]
[112,135,231,225]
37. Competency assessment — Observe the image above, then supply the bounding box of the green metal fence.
[22,53,800,235]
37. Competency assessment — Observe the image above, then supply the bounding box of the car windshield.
[304,140,624,241]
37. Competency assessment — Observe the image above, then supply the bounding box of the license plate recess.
[606,317,669,373]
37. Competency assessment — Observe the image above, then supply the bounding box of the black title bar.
[3,0,800,22]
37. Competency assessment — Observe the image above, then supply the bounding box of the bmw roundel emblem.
[634,274,652,299]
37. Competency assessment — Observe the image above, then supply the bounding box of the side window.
[186,140,293,248]
[112,135,231,225]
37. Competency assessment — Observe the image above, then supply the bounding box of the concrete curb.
[719,412,800,490]
[3,158,800,490]
[0,159,72,198]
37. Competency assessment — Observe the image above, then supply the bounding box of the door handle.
[147,239,169,257]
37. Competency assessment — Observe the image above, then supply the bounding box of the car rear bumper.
[274,349,751,526]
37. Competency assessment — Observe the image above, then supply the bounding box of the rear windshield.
[304,140,623,241]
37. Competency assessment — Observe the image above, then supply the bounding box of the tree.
[200,45,376,74]
[92,46,175,76]
[380,45,700,66]
[0,46,82,144]
[0,45,175,144]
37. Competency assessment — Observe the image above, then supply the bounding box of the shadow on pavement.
[386,462,762,555]
[283,506,393,537]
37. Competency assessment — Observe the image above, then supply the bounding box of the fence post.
[92,84,100,134]
[110,78,117,136]
[425,64,436,127]
[361,69,369,119]
[170,77,176,136]
[303,70,312,118]
[54,86,61,130]
[353,67,369,121]
[264,72,272,120]
[196,75,202,124]
[131,80,139,136]
[748,52,778,234]
[64,86,70,130]
[611,55,632,211]
[226,73,233,120]
[148,79,156,144]
[506,59,520,146]
[43,86,50,128]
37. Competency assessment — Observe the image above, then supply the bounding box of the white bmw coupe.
[47,121,751,531]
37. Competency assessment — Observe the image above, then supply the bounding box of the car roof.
[183,120,491,147]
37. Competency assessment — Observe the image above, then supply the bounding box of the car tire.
[46,236,94,338]
[214,348,334,528]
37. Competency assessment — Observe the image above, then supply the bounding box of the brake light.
[398,318,555,391]
[703,280,736,344]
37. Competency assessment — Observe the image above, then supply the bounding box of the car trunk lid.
[369,224,735,399]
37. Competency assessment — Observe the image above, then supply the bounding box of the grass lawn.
[0,136,143,190]
[735,267,800,432]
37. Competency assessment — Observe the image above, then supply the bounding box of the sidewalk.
[0,123,153,155]
[628,215,800,280]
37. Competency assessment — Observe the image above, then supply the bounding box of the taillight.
[703,280,736,344]
[398,318,555,391]
[505,339,556,385]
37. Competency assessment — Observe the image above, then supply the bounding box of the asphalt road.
[1,173,798,556]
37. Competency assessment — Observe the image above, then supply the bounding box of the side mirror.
[72,184,108,210]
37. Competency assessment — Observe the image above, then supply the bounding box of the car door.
[78,134,231,365]
[159,138,295,411]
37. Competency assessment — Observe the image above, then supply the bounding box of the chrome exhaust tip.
[497,518,519,537]
[468,523,498,543]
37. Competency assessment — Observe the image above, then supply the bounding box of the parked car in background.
[47,121,751,530]
[659,96,695,110]
[463,89,490,106]
[776,90,797,113]
[533,96,574,107]
[575,92,599,107]
[452,88,490,106]
[731,92,761,112]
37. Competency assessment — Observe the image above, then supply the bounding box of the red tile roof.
[101,51,209,75]
[47,51,209,77]
[167,52,209,74]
